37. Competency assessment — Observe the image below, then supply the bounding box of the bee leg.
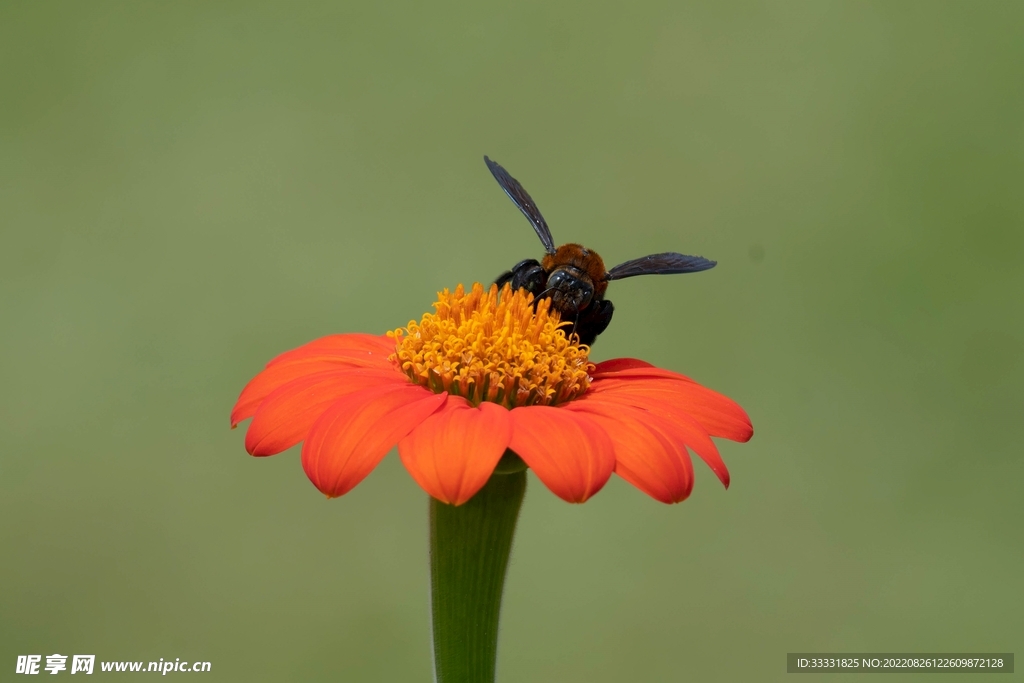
[510,260,546,294]
[574,299,614,347]
[495,270,515,288]
[495,259,542,289]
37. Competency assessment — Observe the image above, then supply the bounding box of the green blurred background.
[2,1,1021,681]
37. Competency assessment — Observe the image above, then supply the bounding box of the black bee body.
[495,256,614,347]
[485,156,716,346]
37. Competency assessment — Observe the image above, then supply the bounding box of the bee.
[485,155,717,346]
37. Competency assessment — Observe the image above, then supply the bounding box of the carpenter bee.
[486,155,717,346]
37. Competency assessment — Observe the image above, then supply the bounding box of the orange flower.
[231,284,752,505]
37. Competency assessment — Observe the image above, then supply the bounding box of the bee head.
[546,267,594,314]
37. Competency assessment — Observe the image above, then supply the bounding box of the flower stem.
[429,466,527,683]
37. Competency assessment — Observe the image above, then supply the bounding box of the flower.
[231,283,752,505]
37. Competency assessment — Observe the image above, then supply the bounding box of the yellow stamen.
[388,283,593,408]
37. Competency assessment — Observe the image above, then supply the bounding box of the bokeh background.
[2,1,1021,681]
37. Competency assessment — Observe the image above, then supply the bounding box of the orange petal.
[398,398,513,505]
[593,365,692,382]
[244,368,405,456]
[589,375,753,443]
[592,358,655,374]
[232,352,400,427]
[266,333,396,366]
[566,401,695,503]
[302,384,447,498]
[508,406,615,503]
[576,388,731,487]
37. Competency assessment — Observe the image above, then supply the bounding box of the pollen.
[389,283,593,408]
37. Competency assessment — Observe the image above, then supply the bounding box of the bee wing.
[605,252,717,281]
[484,156,557,254]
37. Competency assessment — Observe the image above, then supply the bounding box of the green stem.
[429,463,527,683]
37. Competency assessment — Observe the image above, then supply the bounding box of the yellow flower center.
[389,283,593,408]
